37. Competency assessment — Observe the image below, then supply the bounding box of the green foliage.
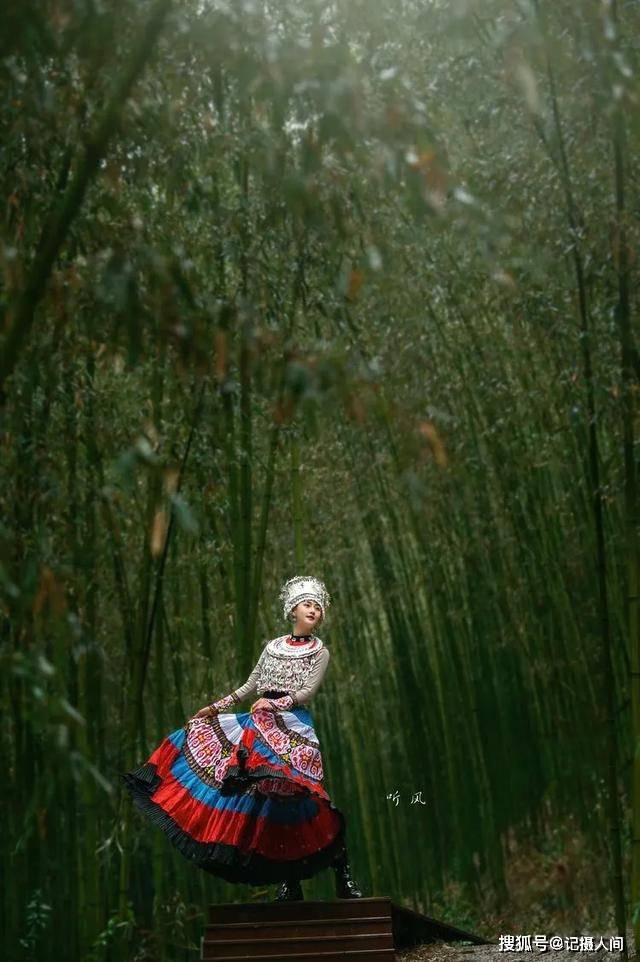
[19,889,52,958]
[82,903,136,962]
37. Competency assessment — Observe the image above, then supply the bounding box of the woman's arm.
[266,648,331,710]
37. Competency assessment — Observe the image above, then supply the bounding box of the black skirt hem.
[121,763,346,885]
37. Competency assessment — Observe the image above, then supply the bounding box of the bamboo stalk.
[0,0,174,401]
[532,0,626,937]
[607,0,637,947]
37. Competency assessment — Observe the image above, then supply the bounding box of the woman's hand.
[191,704,217,720]
[251,698,275,713]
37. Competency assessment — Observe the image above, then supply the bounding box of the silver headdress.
[279,576,331,620]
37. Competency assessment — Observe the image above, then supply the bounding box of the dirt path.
[396,928,632,962]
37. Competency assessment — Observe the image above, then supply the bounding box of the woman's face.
[291,599,322,633]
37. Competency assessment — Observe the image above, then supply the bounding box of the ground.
[396,930,632,962]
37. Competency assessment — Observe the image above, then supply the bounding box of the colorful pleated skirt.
[121,696,346,884]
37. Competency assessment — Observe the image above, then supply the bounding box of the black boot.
[275,879,304,901]
[332,846,363,899]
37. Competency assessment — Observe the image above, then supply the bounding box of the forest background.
[1,0,639,960]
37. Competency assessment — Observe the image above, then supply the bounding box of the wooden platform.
[201,897,490,960]
[203,897,395,960]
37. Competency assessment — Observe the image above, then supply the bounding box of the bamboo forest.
[1,0,639,960]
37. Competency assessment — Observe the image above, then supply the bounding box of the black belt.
[262,690,288,698]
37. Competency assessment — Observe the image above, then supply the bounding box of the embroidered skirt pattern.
[121,706,346,884]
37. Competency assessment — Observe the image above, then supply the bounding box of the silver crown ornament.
[279,576,331,620]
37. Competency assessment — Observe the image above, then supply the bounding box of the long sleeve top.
[212,635,330,711]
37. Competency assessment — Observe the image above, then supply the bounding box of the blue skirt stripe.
[168,727,187,749]
[168,750,320,824]
[164,723,320,825]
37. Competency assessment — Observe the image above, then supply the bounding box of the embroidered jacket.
[211,635,330,712]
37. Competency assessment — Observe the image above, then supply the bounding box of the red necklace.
[287,634,313,646]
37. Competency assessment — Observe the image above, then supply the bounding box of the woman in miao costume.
[122,576,363,901]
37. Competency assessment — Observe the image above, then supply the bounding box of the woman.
[122,575,362,901]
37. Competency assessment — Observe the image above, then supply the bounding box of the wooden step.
[202,933,394,958]
[205,917,392,940]
[208,898,393,925]
[202,952,395,962]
